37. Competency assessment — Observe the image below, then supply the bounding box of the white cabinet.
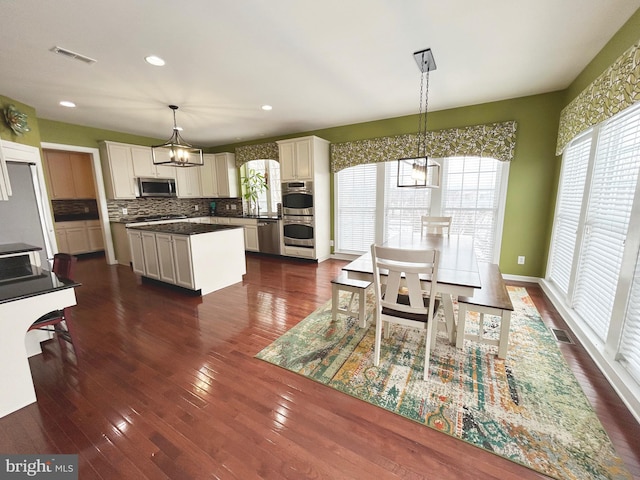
[99,142,137,199]
[200,153,238,198]
[131,146,176,179]
[55,220,104,255]
[278,137,315,181]
[176,166,202,198]
[127,230,145,275]
[228,217,259,252]
[277,136,331,261]
[172,235,194,288]
[141,231,160,280]
[155,233,177,284]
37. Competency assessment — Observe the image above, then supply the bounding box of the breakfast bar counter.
[0,269,80,418]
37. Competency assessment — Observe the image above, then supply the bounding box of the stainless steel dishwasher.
[257,219,281,254]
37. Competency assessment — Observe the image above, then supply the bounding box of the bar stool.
[331,272,372,328]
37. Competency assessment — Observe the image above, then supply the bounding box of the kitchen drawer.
[282,245,315,259]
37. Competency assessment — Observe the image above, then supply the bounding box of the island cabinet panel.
[172,235,194,289]
[141,232,160,280]
[127,230,145,275]
[156,233,176,284]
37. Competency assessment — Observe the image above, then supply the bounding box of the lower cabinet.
[55,220,104,255]
[227,218,259,252]
[130,230,195,290]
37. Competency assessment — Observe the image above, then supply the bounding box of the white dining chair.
[370,244,440,380]
[421,216,452,236]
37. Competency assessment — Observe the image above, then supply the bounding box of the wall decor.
[4,105,30,135]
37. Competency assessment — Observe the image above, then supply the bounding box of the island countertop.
[126,222,243,235]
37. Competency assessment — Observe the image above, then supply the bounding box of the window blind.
[573,106,640,341]
[619,250,640,384]
[335,163,377,254]
[442,157,502,262]
[548,135,591,296]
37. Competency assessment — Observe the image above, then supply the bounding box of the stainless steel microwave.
[136,177,177,198]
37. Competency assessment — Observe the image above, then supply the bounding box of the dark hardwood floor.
[1,254,639,479]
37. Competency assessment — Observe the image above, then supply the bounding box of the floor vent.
[551,328,574,344]
[50,46,97,65]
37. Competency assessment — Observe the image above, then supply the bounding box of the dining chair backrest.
[52,253,77,281]
[371,245,440,322]
[421,216,452,236]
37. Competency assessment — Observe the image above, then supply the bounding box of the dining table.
[342,234,481,343]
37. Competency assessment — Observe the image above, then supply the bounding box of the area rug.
[255,287,631,480]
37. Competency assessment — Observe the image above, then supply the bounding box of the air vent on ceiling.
[50,46,97,65]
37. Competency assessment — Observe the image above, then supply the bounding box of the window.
[547,102,640,400]
[547,133,592,296]
[334,156,508,262]
[242,159,281,215]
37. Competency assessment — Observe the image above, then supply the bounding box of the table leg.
[442,293,456,345]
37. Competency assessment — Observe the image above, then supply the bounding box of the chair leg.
[358,291,366,328]
[374,313,383,367]
[423,320,435,381]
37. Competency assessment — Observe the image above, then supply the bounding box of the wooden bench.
[331,272,372,328]
[456,262,514,358]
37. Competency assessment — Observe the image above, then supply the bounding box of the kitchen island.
[126,222,246,295]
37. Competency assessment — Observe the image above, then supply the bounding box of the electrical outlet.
[226,205,230,210]
[194,205,199,211]
[122,208,128,215]
[517,256,525,265]
[231,204,237,210]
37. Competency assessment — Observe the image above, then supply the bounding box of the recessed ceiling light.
[59,101,76,108]
[261,105,273,111]
[145,55,165,66]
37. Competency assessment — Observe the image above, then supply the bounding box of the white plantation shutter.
[335,163,377,254]
[619,250,640,384]
[573,106,640,342]
[441,157,502,262]
[548,135,592,296]
[383,161,432,243]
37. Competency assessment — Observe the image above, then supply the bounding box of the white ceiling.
[2,0,639,147]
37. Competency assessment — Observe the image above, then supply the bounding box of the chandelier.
[152,105,203,167]
[397,48,441,188]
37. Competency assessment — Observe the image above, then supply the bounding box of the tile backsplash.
[52,199,99,217]
[106,197,243,220]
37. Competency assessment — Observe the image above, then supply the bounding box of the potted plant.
[241,168,268,215]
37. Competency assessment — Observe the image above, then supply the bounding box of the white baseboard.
[502,273,541,283]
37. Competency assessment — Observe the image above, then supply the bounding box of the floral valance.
[235,142,279,168]
[330,121,517,173]
[556,39,640,156]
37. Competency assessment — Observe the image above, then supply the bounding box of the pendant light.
[397,48,441,188]
[152,105,203,167]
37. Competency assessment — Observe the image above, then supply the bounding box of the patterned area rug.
[255,287,631,480]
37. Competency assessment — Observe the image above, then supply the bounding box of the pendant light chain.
[416,51,430,158]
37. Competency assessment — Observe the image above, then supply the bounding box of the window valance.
[235,142,279,168]
[556,39,640,156]
[330,121,517,173]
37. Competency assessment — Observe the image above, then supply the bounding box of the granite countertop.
[54,214,100,222]
[126,222,242,235]
[0,267,80,304]
[0,243,42,256]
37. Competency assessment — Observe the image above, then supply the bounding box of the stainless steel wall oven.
[282,215,314,248]
[281,181,313,216]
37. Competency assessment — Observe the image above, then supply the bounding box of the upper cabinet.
[200,153,238,198]
[176,166,202,198]
[277,137,330,182]
[99,141,137,199]
[43,150,96,199]
[133,147,176,179]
